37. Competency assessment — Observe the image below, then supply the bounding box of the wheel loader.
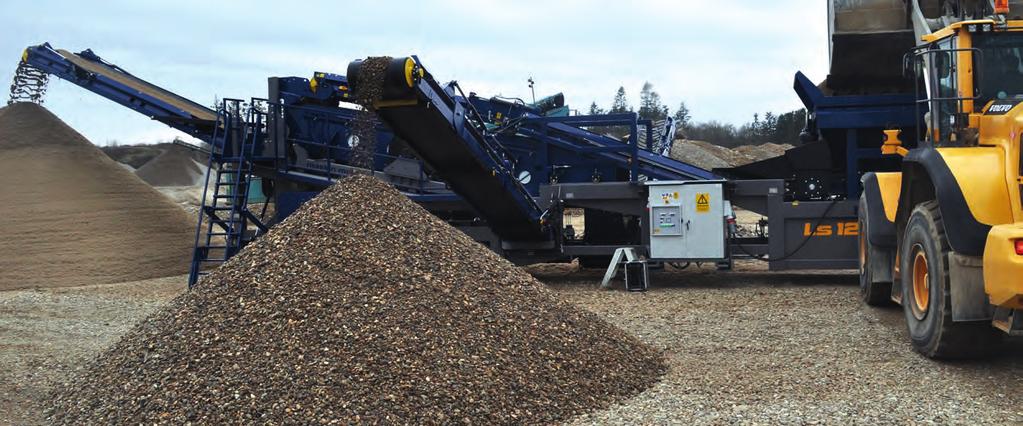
[850,0,1023,358]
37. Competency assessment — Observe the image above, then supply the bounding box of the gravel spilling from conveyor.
[348,56,391,169]
[48,175,665,424]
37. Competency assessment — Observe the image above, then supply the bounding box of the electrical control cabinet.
[646,181,726,260]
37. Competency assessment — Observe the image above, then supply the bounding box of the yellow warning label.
[696,193,710,213]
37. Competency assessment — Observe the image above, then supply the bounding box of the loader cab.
[908,20,1023,146]
[973,30,1023,106]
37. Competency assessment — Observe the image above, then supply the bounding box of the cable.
[731,197,842,262]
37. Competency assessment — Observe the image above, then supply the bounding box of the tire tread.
[907,201,1000,359]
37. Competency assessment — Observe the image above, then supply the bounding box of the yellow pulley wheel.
[403,57,423,88]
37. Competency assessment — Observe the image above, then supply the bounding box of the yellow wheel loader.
[858,0,1023,358]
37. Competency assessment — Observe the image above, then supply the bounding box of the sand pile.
[671,139,751,169]
[100,144,164,169]
[49,175,665,425]
[134,144,206,186]
[735,142,793,162]
[671,140,794,169]
[0,103,195,290]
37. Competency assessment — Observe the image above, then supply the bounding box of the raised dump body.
[828,0,919,94]
[827,0,1023,94]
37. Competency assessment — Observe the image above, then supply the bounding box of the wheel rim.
[911,245,930,318]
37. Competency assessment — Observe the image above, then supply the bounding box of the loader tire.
[858,193,892,306]
[900,201,1001,359]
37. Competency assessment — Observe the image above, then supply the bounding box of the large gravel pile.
[49,175,665,424]
[0,103,195,290]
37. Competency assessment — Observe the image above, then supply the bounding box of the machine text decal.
[803,221,858,237]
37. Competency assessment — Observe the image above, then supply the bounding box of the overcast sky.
[1,0,829,146]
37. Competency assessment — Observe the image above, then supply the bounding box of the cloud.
[1,0,829,144]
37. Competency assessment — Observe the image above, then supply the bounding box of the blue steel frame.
[516,115,718,181]
[794,71,922,197]
[267,75,436,193]
[21,42,720,239]
[271,101,434,191]
[469,95,717,194]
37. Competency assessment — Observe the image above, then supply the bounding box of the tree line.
[586,82,807,148]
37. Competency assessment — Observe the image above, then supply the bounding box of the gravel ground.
[0,276,186,425]
[542,263,1023,425]
[6,261,1023,424]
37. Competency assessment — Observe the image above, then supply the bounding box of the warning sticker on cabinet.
[696,193,710,213]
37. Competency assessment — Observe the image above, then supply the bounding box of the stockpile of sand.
[100,144,164,169]
[735,142,793,162]
[671,139,794,170]
[0,103,196,290]
[671,139,750,169]
[134,144,205,186]
[49,175,665,424]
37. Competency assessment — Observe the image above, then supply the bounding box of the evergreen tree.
[692,109,808,147]
[588,101,604,115]
[638,82,668,121]
[610,86,630,114]
[761,112,778,142]
[672,101,691,131]
[774,109,807,144]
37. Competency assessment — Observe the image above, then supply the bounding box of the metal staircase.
[188,99,269,287]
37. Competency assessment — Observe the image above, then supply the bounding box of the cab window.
[931,38,957,143]
[973,32,1023,108]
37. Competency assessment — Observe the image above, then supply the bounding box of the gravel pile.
[134,144,205,186]
[49,175,665,424]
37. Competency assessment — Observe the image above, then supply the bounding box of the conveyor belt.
[349,57,550,243]
[542,121,719,181]
[18,43,218,141]
[55,49,216,122]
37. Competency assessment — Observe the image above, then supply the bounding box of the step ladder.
[188,99,268,288]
